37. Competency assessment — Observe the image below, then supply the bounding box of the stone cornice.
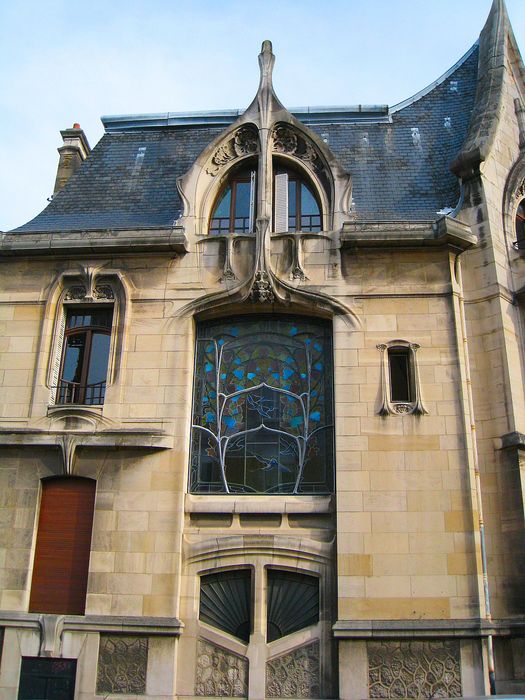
[0,611,183,636]
[333,617,525,639]
[0,226,187,257]
[0,428,173,451]
[340,216,476,250]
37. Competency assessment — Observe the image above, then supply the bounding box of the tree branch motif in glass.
[190,317,334,494]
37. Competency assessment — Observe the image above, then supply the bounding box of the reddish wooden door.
[29,477,96,615]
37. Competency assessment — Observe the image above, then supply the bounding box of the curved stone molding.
[195,638,248,697]
[266,641,320,698]
[96,635,149,695]
[367,640,461,699]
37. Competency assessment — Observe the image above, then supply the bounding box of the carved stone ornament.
[392,403,412,415]
[271,125,320,170]
[250,270,275,303]
[64,284,114,301]
[206,127,259,176]
[516,178,525,199]
[96,635,148,695]
[273,125,298,154]
[266,641,320,698]
[368,640,461,699]
[195,639,248,697]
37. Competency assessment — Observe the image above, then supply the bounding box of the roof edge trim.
[101,105,390,132]
[390,42,479,114]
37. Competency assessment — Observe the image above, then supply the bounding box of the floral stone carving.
[195,639,248,697]
[96,635,148,695]
[266,641,320,698]
[206,127,259,176]
[271,125,320,170]
[368,640,462,699]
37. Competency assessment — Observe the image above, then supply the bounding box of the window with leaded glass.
[190,316,334,494]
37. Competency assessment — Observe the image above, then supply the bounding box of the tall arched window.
[209,167,256,235]
[190,316,334,494]
[274,167,321,233]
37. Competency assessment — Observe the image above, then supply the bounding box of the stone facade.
[0,2,524,698]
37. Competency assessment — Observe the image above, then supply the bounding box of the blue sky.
[1,0,524,231]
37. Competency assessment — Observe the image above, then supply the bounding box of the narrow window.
[273,169,321,233]
[29,477,96,615]
[199,569,252,642]
[516,199,525,248]
[388,347,413,403]
[57,307,112,405]
[209,168,256,235]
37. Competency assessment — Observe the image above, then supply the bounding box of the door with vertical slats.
[29,477,96,615]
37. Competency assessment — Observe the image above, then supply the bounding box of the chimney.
[53,123,91,195]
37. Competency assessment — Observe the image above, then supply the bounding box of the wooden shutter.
[29,477,96,615]
[274,173,289,232]
[49,308,67,406]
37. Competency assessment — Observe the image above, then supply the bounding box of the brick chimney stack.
[53,123,91,196]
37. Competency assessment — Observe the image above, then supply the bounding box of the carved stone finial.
[258,39,275,94]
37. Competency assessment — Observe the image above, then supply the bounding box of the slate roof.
[13,45,479,233]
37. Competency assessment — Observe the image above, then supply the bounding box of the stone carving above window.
[206,127,259,176]
[64,284,114,301]
[96,635,148,695]
[368,640,461,699]
[195,639,248,697]
[266,641,320,698]
[271,125,320,170]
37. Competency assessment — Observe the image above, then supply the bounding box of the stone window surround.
[181,532,335,700]
[44,271,128,415]
[377,339,427,416]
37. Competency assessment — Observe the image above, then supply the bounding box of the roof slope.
[14,44,479,232]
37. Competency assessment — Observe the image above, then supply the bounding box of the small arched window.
[516,199,525,247]
[274,167,321,233]
[209,167,256,235]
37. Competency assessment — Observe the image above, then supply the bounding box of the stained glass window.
[190,316,334,494]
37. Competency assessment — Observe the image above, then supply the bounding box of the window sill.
[185,493,334,515]
[47,404,104,417]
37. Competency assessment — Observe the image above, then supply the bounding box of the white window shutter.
[249,170,256,233]
[49,307,67,405]
[274,173,288,232]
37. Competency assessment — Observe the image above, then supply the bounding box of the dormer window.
[274,168,321,233]
[209,167,256,235]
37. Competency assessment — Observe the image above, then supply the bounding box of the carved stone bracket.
[58,434,80,475]
[250,270,275,303]
[206,126,259,176]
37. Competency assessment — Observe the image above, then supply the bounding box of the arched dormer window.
[273,166,321,233]
[516,199,525,248]
[209,166,256,235]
